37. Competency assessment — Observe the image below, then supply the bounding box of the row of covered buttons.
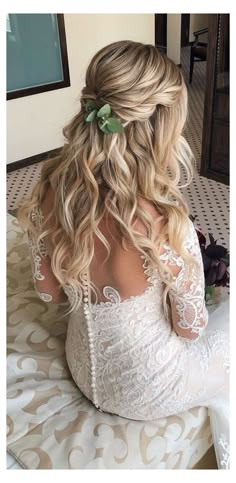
[82,273,103,413]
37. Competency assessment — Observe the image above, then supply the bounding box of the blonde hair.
[17,40,198,319]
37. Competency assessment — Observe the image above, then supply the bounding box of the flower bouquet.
[189,215,230,305]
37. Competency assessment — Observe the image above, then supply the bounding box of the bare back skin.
[89,198,165,303]
[41,189,165,304]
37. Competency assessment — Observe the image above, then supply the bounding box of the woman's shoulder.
[138,197,163,219]
[40,185,55,210]
[37,186,57,256]
[135,196,165,236]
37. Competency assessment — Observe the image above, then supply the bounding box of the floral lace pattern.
[159,220,209,339]
[65,215,229,468]
[27,207,52,302]
[26,207,229,468]
[219,433,230,469]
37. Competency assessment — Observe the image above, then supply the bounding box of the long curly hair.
[17,40,198,318]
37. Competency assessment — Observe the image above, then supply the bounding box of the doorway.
[201,14,229,184]
[154,14,167,51]
[180,14,209,175]
[154,13,229,184]
[154,14,190,50]
[181,14,190,47]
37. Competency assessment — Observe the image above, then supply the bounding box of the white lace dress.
[27,207,230,469]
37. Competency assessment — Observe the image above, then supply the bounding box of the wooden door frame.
[154,14,167,51]
[200,14,229,185]
[181,14,190,47]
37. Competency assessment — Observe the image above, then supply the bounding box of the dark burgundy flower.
[216,260,227,281]
[189,215,230,290]
[204,234,229,265]
[195,226,207,246]
[215,269,230,288]
[205,261,218,285]
[189,215,206,245]
[200,246,212,272]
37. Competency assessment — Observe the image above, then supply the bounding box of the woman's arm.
[27,190,68,305]
[160,219,208,340]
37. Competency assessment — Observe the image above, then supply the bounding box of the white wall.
[167,14,182,65]
[7,14,154,165]
[189,14,208,43]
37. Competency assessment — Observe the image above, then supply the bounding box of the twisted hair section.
[17,40,198,318]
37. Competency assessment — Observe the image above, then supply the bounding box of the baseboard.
[7,147,63,173]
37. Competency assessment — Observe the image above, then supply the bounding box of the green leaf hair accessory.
[84,99,98,122]
[84,100,124,134]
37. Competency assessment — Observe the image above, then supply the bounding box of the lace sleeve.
[27,206,68,305]
[160,219,208,340]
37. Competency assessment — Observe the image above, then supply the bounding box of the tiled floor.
[7,162,42,215]
[7,47,229,254]
[181,46,207,172]
[179,46,229,252]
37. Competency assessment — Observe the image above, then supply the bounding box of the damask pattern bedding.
[6,213,216,469]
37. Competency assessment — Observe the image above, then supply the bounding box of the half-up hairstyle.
[17,40,198,319]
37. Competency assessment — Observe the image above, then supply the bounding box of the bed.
[6,212,217,469]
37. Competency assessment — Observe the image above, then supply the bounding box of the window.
[7,14,70,100]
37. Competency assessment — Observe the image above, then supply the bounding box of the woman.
[17,40,229,469]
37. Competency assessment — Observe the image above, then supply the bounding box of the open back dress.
[27,204,230,469]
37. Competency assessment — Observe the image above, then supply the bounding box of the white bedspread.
[7,451,23,469]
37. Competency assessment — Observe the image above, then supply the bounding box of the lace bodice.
[26,205,229,468]
[27,206,208,340]
[27,206,209,412]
